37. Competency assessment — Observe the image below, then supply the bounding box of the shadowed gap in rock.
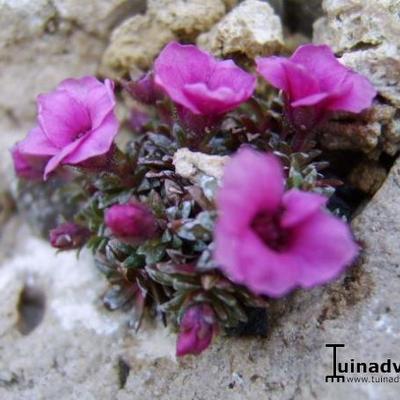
[16,282,46,335]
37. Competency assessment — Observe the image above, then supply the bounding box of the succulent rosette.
[11,41,376,357]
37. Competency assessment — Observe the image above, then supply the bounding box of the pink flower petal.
[256,57,320,101]
[58,77,116,130]
[218,228,300,297]
[291,92,331,108]
[281,189,327,228]
[326,72,377,113]
[154,42,214,112]
[256,56,290,92]
[62,111,119,165]
[17,126,59,156]
[291,45,348,88]
[37,90,91,147]
[216,148,284,231]
[290,211,359,288]
[11,145,47,180]
[208,59,256,96]
[44,135,87,179]
[183,83,238,115]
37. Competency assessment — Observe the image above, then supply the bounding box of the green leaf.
[172,279,201,291]
[147,190,166,218]
[161,229,172,243]
[122,253,146,269]
[137,239,166,264]
[158,293,187,313]
[199,175,218,201]
[180,201,192,219]
[145,266,174,286]
[176,211,216,242]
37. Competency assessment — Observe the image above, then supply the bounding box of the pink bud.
[130,108,151,133]
[122,72,163,105]
[49,223,91,250]
[105,202,158,242]
[176,304,217,357]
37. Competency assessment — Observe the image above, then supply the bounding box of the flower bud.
[130,108,150,133]
[176,303,217,357]
[105,202,158,242]
[122,72,163,105]
[49,223,91,250]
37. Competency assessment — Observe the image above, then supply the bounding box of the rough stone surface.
[0,219,177,400]
[318,103,400,159]
[99,13,175,79]
[53,0,146,37]
[2,162,400,399]
[348,160,387,195]
[314,0,400,155]
[173,148,229,185]
[197,0,283,59]
[100,0,233,79]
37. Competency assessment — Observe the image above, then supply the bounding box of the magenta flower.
[154,42,256,117]
[176,304,217,357]
[105,202,158,243]
[214,148,358,298]
[16,76,119,179]
[50,222,91,250]
[256,44,376,129]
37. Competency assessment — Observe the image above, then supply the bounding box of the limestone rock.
[100,0,231,79]
[313,0,400,155]
[147,0,227,39]
[0,219,176,399]
[173,148,229,185]
[317,104,398,157]
[0,0,56,47]
[3,160,400,398]
[348,160,387,195]
[99,14,174,79]
[53,0,146,38]
[197,0,283,59]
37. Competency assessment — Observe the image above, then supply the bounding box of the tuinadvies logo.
[325,344,400,384]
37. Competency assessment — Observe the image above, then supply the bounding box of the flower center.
[251,210,290,251]
[75,125,91,140]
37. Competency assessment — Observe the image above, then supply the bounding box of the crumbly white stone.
[173,148,229,185]
[197,0,283,59]
[100,0,232,79]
